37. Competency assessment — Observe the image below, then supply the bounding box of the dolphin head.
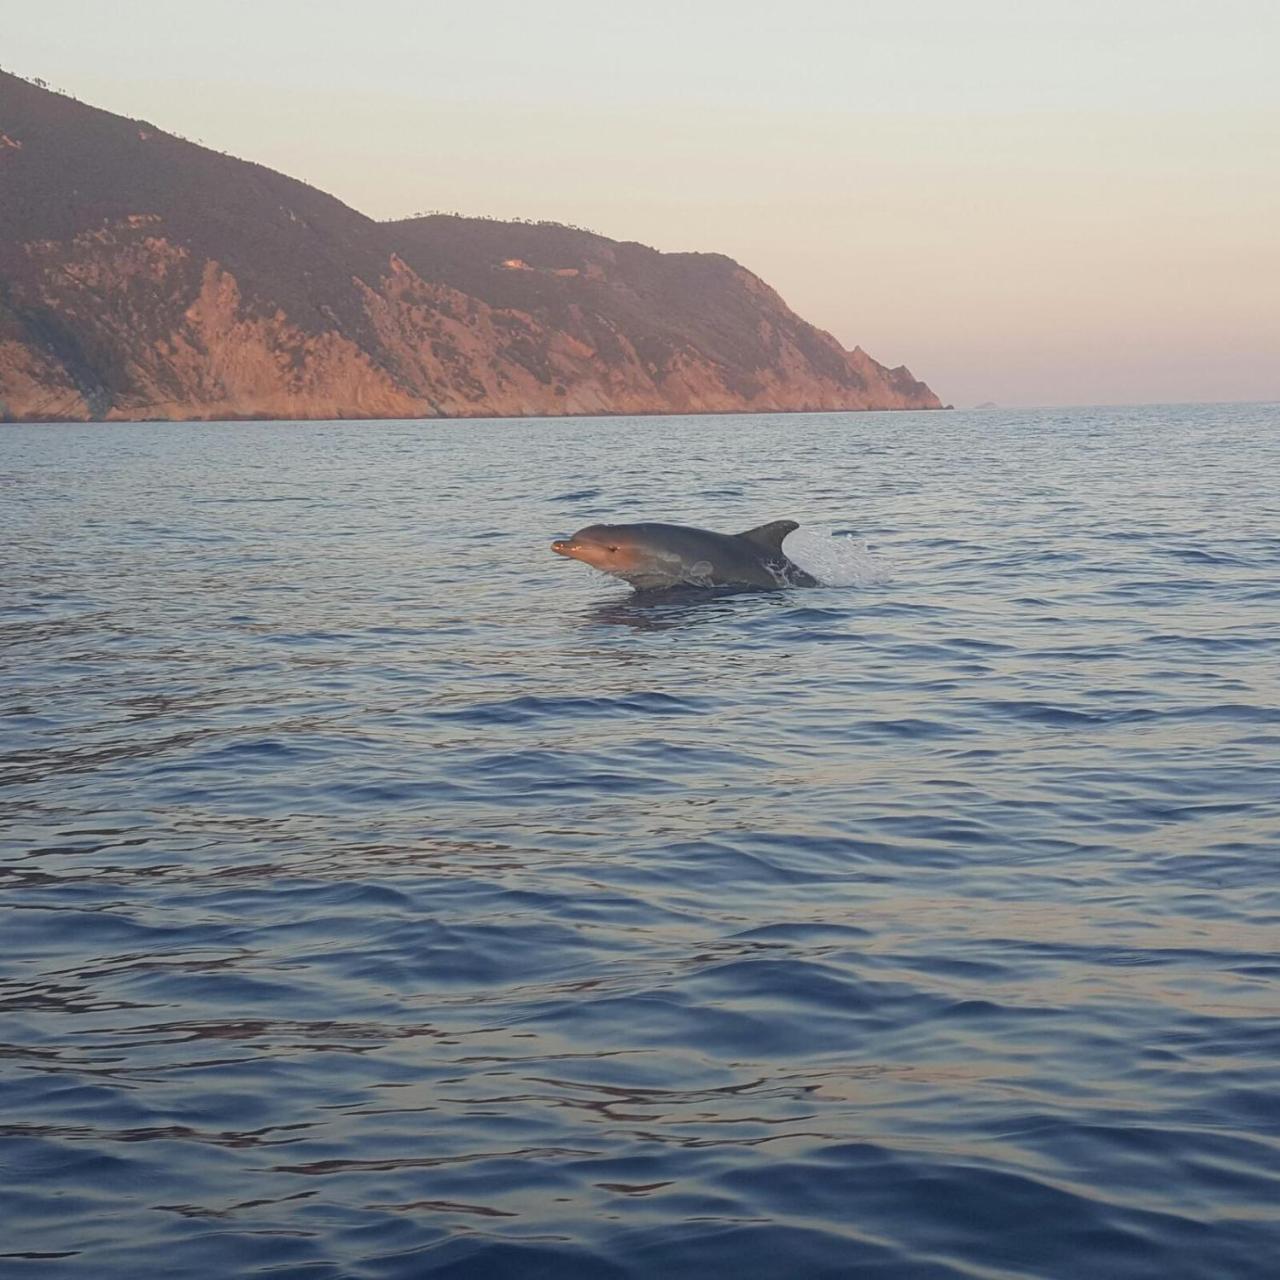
[551,524,693,588]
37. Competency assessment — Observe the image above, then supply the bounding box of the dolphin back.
[733,520,818,587]
[735,520,800,554]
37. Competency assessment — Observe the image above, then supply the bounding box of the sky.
[5,0,1278,407]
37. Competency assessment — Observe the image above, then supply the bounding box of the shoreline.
[1,402,953,427]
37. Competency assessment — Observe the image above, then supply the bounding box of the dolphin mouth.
[551,539,575,557]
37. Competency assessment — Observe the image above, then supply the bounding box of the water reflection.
[582,585,788,632]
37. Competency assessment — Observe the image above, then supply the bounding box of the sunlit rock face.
[0,70,942,423]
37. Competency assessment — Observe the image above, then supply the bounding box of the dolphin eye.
[607,545,618,553]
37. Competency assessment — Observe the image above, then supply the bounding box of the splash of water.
[783,527,892,587]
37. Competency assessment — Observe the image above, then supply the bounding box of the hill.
[0,70,942,422]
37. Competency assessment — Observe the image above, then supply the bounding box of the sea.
[2,403,1278,1279]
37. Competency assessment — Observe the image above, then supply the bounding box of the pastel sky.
[6,0,1278,406]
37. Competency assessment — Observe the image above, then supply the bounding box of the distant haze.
[7,0,1278,407]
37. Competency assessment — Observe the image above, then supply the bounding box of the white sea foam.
[783,527,892,587]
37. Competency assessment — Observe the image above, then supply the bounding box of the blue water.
[2,404,1279,1279]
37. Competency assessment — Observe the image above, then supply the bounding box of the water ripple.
[2,404,1279,1278]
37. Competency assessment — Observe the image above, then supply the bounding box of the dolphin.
[551,520,819,591]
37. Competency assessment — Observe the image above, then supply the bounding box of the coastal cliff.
[0,70,942,422]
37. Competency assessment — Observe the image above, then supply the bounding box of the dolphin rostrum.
[551,520,819,591]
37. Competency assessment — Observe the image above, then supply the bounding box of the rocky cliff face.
[0,71,942,422]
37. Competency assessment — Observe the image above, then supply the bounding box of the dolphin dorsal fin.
[735,520,799,553]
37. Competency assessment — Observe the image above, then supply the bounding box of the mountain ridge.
[0,69,943,422]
